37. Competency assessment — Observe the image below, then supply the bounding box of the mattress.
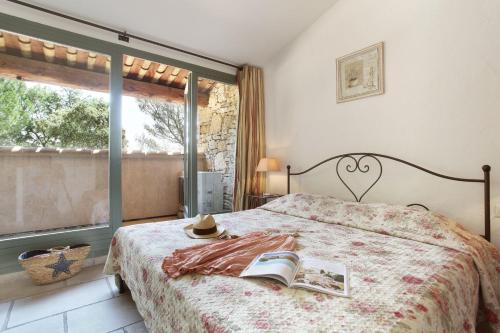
[104,193,500,333]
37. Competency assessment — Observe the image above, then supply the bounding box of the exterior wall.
[0,148,206,236]
[122,152,207,220]
[198,82,239,210]
[0,148,109,236]
[123,152,180,221]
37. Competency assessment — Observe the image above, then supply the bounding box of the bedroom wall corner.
[263,0,500,247]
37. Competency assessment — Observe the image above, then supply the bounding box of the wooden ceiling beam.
[105,56,111,74]
[18,35,32,58]
[166,67,181,85]
[87,52,97,70]
[54,45,66,65]
[0,53,209,106]
[0,33,5,52]
[152,64,167,83]
[94,54,107,73]
[66,47,77,66]
[42,42,55,63]
[137,60,151,81]
[173,69,189,88]
[123,55,135,77]
[158,66,175,85]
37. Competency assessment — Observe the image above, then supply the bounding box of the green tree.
[50,95,109,148]
[137,99,184,146]
[0,78,110,149]
[0,79,32,145]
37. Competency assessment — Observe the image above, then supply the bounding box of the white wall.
[264,0,500,246]
[0,2,236,75]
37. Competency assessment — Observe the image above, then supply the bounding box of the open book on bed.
[240,251,350,297]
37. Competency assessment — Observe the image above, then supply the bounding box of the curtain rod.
[5,0,242,70]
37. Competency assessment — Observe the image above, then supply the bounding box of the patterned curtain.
[232,65,266,211]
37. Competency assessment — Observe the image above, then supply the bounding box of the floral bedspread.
[104,193,500,333]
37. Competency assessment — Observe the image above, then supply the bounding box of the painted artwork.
[336,42,384,103]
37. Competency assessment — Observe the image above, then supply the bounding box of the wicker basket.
[18,244,91,285]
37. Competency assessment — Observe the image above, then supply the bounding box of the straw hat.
[184,214,225,239]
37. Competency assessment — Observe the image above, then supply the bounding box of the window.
[0,30,110,239]
[121,55,189,222]
[0,13,237,273]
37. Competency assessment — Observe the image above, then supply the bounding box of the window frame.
[0,12,237,274]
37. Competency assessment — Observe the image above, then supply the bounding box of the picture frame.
[336,42,384,103]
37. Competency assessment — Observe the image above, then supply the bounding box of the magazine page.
[240,251,301,286]
[291,258,350,297]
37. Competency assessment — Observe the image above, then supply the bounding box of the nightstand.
[245,194,283,209]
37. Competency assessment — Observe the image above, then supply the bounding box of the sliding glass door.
[0,12,236,273]
[120,54,189,224]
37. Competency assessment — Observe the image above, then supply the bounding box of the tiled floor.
[0,265,148,333]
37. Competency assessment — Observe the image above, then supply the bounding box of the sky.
[24,81,183,153]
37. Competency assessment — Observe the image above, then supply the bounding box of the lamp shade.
[256,158,281,172]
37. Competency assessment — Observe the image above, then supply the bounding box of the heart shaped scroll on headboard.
[335,154,383,202]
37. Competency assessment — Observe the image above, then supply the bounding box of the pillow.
[260,193,471,249]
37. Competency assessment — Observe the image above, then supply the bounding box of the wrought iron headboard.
[286,153,491,241]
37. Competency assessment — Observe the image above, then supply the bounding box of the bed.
[104,153,499,333]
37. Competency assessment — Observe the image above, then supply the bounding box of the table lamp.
[256,158,281,195]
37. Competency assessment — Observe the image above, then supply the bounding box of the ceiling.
[13,0,338,66]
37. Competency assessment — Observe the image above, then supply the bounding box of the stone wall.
[198,82,239,210]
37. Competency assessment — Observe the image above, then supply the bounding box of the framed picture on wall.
[336,42,384,103]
